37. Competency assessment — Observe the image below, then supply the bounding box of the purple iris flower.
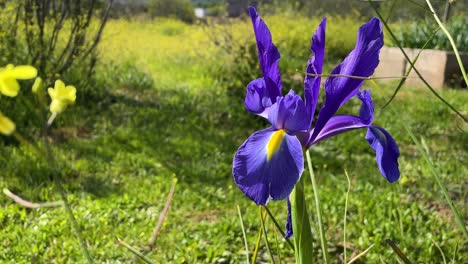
[233,7,400,237]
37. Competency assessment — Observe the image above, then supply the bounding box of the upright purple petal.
[248,7,282,100]
[268,90,310,134]
[310,17,383,143]
[233,127,304,205]
[307,90,374,146]
[366,126,400,182]
[304,17,326,123]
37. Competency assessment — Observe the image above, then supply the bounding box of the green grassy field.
[0,15,467,263]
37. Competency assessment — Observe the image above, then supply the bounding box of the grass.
[0,15,467,263]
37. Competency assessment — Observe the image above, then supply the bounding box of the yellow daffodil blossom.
[0,112,15,135]
[32,77,43,94]
[48,80,76,114]
[0,64,38,97]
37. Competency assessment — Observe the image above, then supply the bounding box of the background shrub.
[390,16,468,51]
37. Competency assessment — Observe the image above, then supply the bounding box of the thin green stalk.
[343,170,351,264]
[368,0,467,122]
[116,236,155,264]
[260,207,276,264]
[44,119,92,264]
[251,215,264,264]
[425,0,468,87]
[404,125,468,239]
[432,239,447,264]
[450,242,458,264]
[237,205,250,264]
[290,177,314,263]
[306,150,329,264]
[263,206,295,250]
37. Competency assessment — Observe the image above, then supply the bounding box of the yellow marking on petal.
[266,129,286,161]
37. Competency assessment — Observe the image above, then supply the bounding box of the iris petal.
[233,127,304,205]
[366,126,400,183]
[285,198,293,238]
[248,7,282,103]
[308,90,374,146]
[245,78,273,117]
[311,17,383,143]
[268,90,310,134]
[304,17,326,121]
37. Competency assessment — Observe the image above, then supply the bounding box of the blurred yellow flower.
[0,64,38,97]
[32,77,43,94]
[0,113,15,135]
[48,80,76,113]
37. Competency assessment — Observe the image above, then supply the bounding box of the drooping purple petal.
[304,17,326,122]
[366,126,400,182]
[233,127,304,205]
[310,17,383,143]
[285,198,293,238]
[248,7,282,101]
[268,90,310,134]
[307,90,374,146]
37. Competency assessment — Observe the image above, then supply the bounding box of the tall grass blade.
[404,126,468,239]
[347,243,375,264]
[425,0,468,87]
[251,214,264,264]
[116,236,155,264]
[385,239,412,264]
[432,239,447,264]
[260,207,276,264]
[306,150,330,263]
[368,0,467,122]
[237,205,250,264]
[343,170,351,263]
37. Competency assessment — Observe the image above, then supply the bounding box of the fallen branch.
[3,188,63,208]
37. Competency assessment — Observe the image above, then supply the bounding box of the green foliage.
[391,16,468,51]
[147,0,196,24]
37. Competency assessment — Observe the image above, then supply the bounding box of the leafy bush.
[147,0,196,24]
[390,16,468,51]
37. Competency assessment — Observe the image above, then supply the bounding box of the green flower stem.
[425,0,468,87]
[43,118,93,263]
[290,177,314,263]
[306,150,330,264]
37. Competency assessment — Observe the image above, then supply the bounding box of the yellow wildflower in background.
[32,77,44,94]
[48,80,76,113]
[0,113,15,135]
[0,64,37,97]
